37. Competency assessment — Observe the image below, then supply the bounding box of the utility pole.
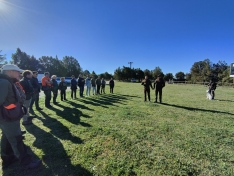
[128,62,133,69]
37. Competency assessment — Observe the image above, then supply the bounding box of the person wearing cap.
[153,74,165,103]
[141,76,154,102]
[0,64,42,169]
[41,72,52,108]
[20,70,35,125]
[29,71,42,112]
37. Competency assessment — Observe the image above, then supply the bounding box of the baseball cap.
[1,64,23,73]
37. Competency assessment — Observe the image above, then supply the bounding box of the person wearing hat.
[141,76,154,102]
[153,74,165,103]
[0,64,42,169]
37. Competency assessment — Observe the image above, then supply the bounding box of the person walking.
[109,77,114,93]
[91,76,96,95]
[100,78,106,94]
[58,77,67,101]
[85,76,91,96]
[70,75,77,99]
[153,75,165,103]
[51,75,59,104]
[96,76,101,94]
[208,78,217,100]
[20,70,35,125]
[41,72,52,108]
[0,64,42,169]
[141,76,154,102]
[77,74,85,97]
[29,71,42,112]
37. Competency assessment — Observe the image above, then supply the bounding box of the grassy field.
[1,82,234,176]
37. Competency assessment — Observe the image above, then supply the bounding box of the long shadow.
[76,94,137,108]
[161,103,234,116]
[54,104,92,127]
[38,110,84,143]
[24,124,92,176]
[216,99,234,102]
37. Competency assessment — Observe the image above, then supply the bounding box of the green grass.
[1,82,234,176]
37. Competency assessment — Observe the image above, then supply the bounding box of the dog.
[206,90,212,100]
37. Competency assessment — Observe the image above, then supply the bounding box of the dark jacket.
[91,78,96,87]
[109,80,114,87]
[77,77,85,87]
[141,79,153,90]
[51,79,59,93]
[71,78,77,89]
[30,77,40,93]
[20,77,34,100]
[208,81,217,90]
[154,78,165,90]
[96,78,101,86]
[58,81,67,91]
[0,74,24,121]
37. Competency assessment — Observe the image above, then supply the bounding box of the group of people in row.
[0,64,115,170]
[42,73,115,108]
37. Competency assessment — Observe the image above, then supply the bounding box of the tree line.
[0,49,233,83]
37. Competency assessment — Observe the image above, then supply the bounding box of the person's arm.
[0,81,10,105]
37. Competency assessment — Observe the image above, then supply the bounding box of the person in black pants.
[208,78,217,100]
[141,76,154,102]
[70,75,77,99]
[154,75,165,103]
[58,77,67,101]
[109,77,114,93]
[95,76,101,94]
[77,74,85,97]
[51,75,59,104]
[29,71,42,112]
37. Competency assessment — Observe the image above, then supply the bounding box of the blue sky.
[0,0,234,75]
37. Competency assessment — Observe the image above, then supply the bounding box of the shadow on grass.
[161,103,234,116]
[23,124,92,176]
[76,94,139,108]
[38,110,85,143]
[216,99,234,102]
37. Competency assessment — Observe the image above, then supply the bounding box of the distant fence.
[168,81,234,87]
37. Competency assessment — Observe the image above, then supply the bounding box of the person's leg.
[61,90,63,101]
[88,87,91,96]
[74,89,77,98]
[71,89,73,99]
[148,89,150,101]
[144,89,147,101]
[159,89,162,103]
[64,90,67,100]
[29,94,35,110]
[34,92,41,109]
[155,89,159,102]
[0,120,32,167]
[103,86,105,93]
[22,98,31,123]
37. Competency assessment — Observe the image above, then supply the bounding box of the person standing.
[141,76,154,102]
[70,75,77,99]
[58,77,67,101]
[20,70,35,125]
[29,71,42,112]
[100,78,106,94]
[41,72,52,108]
[0,64,42,169]
[85,76,91,96]
[109,77,115,93]
[153,75,165,103]
[51,75,59,104]
[208,78,217,100]
[96,76,101,95]
[77,74,85,97]
[91,76,96,95]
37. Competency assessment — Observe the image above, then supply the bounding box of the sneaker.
[24,159,42,169]
[22,120,32,125]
